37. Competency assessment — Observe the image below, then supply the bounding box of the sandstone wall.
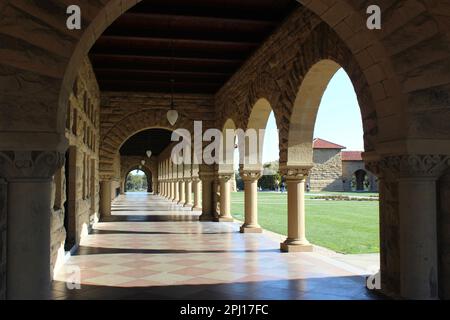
[51,57,100,276]
[99,92,215,178]
[309,149,343,192]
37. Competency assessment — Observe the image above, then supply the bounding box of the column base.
[240,226,263,233]
[199,214,215,221]
[214,216,234,222]
[183,203,193,208]
[192,206,202,212]
[280,242,313,252]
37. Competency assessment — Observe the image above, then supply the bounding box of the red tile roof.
[313,138,346,150]
[342,151,363,161]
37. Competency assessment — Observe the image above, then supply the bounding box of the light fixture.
[138,165,142,170]
[146,150,152,158]
[141,160,146,166]
[167,39,179,126]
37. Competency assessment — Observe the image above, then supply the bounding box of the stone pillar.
[367,155,449,299]
[120,180,125,195]
[100,180,112,217]
[215,174,233,222]
[173,179,179,203]
[280,166,313,252]
[394,155,449,300]
[170,180,175,201]
[0,151,64,299]
[192,178,202,211]
[184,179,193,207]
[178,180,186,205]
[199,168,215,221]
[240,169,262,233]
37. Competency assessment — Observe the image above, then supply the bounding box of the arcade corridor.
[52,193,377,300]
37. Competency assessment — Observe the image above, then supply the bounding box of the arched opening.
[231,98,280,233]
[125,169,150,193]
[287,60,380,258]
[2,0,449,301]
[353,169,368,192]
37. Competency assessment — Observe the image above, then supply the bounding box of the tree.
[126,171,147,192]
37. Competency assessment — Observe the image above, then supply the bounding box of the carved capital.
[218,173,233,183]
[379,154,450,179]
[239,169,262,182]
[280,165,312,181]
[0,151,65,181]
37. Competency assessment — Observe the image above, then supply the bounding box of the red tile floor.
[52,193,380,300]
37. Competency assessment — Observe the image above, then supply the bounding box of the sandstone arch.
[99,109,192,178]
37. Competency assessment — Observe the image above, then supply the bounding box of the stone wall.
[0,179,6,299]
[99,92,215,178]
[309,149,343,192]
[51,57,100,276]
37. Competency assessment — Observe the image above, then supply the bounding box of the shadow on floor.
[51,276,383,300]
[101,215,201,222]
[73,246,280,256]
[91,229,235,235]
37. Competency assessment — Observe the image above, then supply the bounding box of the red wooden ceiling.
[89,0,298,94]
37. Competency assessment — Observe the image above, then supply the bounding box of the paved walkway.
[52,193,380,300]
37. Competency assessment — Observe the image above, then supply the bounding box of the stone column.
[184,179,193,207]
[120,180,125,195]
[240,169,262,233]
[280,166,313,252]
[169,180,175,201]
[367,155,449,299]
[100,180,112,217]
[393,155,448,299]
[199,168,215,221]
[173,179,179,203]
[192,178,202,211]
[0,151,64,299]
[215,173,233,222]
[178,180,186,205]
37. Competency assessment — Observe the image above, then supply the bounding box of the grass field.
[231,192,379,254]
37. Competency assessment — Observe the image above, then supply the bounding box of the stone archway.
[354,169,368,192]
[99,109,192,178]
[121,157,158,194]
[287,60,341,166]
[1,0,450,301]
[124,167,152,193]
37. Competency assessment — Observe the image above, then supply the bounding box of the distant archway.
[125,169,152,193]
[353,169,368,192]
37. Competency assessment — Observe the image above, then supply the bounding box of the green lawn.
[231,192,379,254]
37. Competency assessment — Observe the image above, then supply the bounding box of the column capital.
[375,154,450,180]
[239,169,262,182]
[0,151,65,181]
[217,172,233,182]
[199,171,215,182]
[280,165,313,181]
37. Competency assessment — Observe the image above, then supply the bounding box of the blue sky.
[261,68,364,164]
